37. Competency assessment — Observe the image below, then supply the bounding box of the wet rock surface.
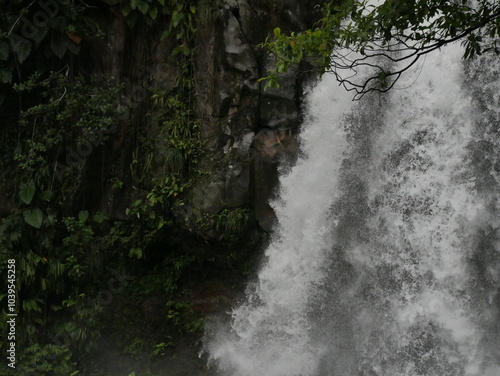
[79,1,322,374]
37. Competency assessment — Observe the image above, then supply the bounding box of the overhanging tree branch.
[261,0,500,100]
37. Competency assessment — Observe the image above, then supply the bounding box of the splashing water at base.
[206,41,500,376]
[206,71,354,376]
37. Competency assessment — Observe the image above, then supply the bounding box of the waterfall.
[206,40,500,376]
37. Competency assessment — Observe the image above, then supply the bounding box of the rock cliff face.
[191,0,322,233]
[71,3,324,374]
[88,0,322,234]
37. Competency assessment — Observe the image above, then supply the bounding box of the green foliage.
[121,0,197,42]
[122,0,167,26]
[122,0,201,243]
[125,254,196,300]
[20,181,36,205]
[17,343,79,376]
[166,301,205,334]
[0,1,215,374]
[0,66,137,366]
[7,71,122,191]
[126,70,202,236]
[151,339,175,357]
[123,337,148,358]
[215,208,249,241]
[161,0,197,58]
[0,1,101,91]
[120,0,201,239]
[152,93,203,173]
[59,297,103,352]
[23,208,44,228]
[262,0,500,98]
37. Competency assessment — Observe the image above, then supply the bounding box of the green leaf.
[31,27,48,45]
[171,45,183,56]
[51,304,63,311]
[50,36,68,59]
[40,190,52,202]
[67,39,80,55]
[172,10,182,28]
[23,208,43,228]
[264,78,280,90]
[160,30,170,41]
[0,69,12,84]
[46,208,56,225]
[93,212,107,223]
[149,5,158,20]
[20,181,36,205]
[78,210,89,223]
[130,0,139,10]
[274,27,281,37]
[138,1,149,15]
[123,3,133,16]
[128,247,143,259]
[9,34,32,63]
[0,41,9,61]
[157,0,164,5]
[62,299,78,307]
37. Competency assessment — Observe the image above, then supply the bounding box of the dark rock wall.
[86,0,323,234]
[189,0,322,233]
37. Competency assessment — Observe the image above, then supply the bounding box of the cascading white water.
[206,70,354,376]
[206,39,500,376]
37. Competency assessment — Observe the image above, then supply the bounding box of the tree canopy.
[262,0,500,99]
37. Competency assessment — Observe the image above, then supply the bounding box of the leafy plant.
[123,337,148,358]
[1,143,134,372]
[151,339,175,357]
[155,94,202,168]
[166,301,205,334]
[215,208,249,241]
[0,1,216,374]
[122,0,197,38]
[17,343,79,376]
[122,0,168,26]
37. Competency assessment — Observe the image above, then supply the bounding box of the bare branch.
[325,8,500,100]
